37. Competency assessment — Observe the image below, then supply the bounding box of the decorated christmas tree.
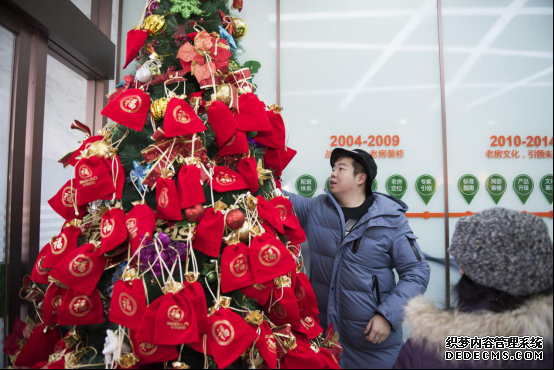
[6,0,342,369]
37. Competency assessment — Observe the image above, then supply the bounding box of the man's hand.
[364,314,391,345]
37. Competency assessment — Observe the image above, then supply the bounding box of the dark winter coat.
[285,190,431,369]
[393,294,554,369]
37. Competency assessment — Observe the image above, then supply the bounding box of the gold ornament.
[172,361,191,369]
[257,160,273,185]
[238,220,262,244]
[142,15,166,34]
[118,353,140,368]
[214,200,228,212]
[233,17,248,39]
[246,195,258,211]
[163,281,184,294]
[86,140,112,159]
[150,97,169,121]
[215,83,233,106]
[268,104,284,114]
[224,232,241,246]
[245,310,264,326]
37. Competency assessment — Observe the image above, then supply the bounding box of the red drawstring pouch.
[123,29,149,68]
[241,280,274,307]
[58,288,104,326]
[295,273,320,319]
[234,93,272,133]
[105,155,126,201]
[256,196,285,234]
[130,330,179,366]
[31,247,50,284]
[126,203,156,254]
[156,177,182,221]
[136,297,163,344]
[13,324,61,368]
[48,179,87,221]
[101,88,151,131]
[100,208,128,254]
[42,225,82,269]
[250,320,277,369]
[178,165,206,209]
[264,147,297,178]
[221,242,256,293]
[153,290,199,346]
[49,243,107,296]
[218,131,249,157]
[270,196,306,244]
[189,92,207,115]
[280,332,325,370]
[207,308,257,369]
[237,157,260,194]
[296,316,323,340]
[110,279,147,332]
[163,97,206,137]
[184,281,209,334]
[211,167,250,193]
[267,284,302,330]
[320,347,342,369]
[207,100,238,147]
[75,156,116,206]
[192,208,224,258]
[65,135,104,168]
[249,233,296,283]
[43,284,66,326]
[255,110,286,149]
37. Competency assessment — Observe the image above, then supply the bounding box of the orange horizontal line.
[406,211,553,220]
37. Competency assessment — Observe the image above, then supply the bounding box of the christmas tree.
[6,0,343,369]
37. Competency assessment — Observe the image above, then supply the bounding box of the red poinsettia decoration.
[177,30,232,85]
[3,317,31,356]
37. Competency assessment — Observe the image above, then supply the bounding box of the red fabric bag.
[207,100,238,147]
[110,279,147,332]
[13,324,61,368]
[267,285,302,330]
[295,273,320,319]
[192,208,224,257]
[218,131,249,157]
[42,284,66,326]
[130,330,179,366]
[296,316,324,340]
[221,242,256,293]
[126,203,156,254]
[255,110,286,149]
[163,97,206,137]
[75,156,116,206]
[207,308,257,369]
[237,156,260,194]
[42,225,82,269]
[66,135,104,168]
[270,196,306,244]
[264,147,297,177]
[153,291,199,345]
[58,288,104,326]
[178,165,206,209]
[211,167,250,193]
[48,179,87,221]
[234,93,272,133]
[155,177,182,221]
[100,208,128,254]
[280,332,325,369]
[249,233,297,283]
[103,155,126,201]
[123,29,149,69]
[253,320,278,369]
[101,88,151,131]
[136,297,163,344]
[31,247,51,285]
[49,243,107,296]
[256,196,285,234]
[184,281,209,334]
[241,280,274,307]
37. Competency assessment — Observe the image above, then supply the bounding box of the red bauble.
[185,204,206,223]
[226,209,245,230]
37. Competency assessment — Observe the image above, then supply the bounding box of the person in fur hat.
[393,208,553,369]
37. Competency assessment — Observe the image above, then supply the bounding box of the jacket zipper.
[372,275,382,305]
[408,238,423,262]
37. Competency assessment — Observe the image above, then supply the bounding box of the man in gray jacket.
[283,148,430,369]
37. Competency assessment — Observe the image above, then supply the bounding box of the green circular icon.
[486,174,507,205]
[372,179,378,192]
[296,175,318,198]
[386,175,408,199]
[513,175,534,205]
[458,175,480,205]
[540,174,553,204]
[325,177,330,191]
[416,175,437,205]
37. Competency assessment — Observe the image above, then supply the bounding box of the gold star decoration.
[257,160,272,185]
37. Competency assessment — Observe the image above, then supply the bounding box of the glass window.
[70,0,92,19]
[0,23,15,368]
[40,55,88,249]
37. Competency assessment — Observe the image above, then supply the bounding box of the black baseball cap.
[330,148,378,195]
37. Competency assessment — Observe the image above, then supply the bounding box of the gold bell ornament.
[142,14,166,35]
[150,97,169,121]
